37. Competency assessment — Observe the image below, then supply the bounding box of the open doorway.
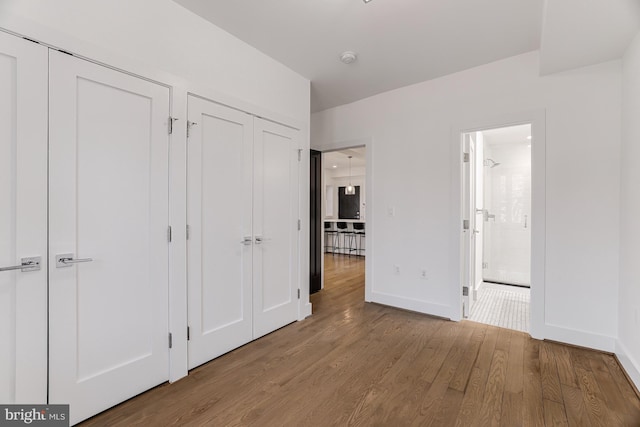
[462,124,531,333]
[312,146,366,299]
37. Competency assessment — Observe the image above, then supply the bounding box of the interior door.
[187,95,253,369]
[253,118,300,338]
[462,133,475,318]
[48,51,171,424]
[0,32,48,404]
[309,149,322,294]
[473,132,484,300]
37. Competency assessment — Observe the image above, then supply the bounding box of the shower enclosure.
[482,125,531,287]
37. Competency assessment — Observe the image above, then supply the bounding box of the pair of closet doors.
[1,32,171,424]
[186,95,300,369]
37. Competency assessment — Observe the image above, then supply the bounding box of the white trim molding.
[616,340,640,392]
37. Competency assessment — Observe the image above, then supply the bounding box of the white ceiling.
[173,0,639,113]
[540,0,640,75]
[323,147,366,172]
[174,0,543,112]
[481,124,531,147]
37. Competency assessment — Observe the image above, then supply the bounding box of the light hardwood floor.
[82,254,640,426]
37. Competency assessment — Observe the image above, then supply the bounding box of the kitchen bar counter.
[323,219,365,256]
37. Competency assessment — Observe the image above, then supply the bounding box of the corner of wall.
[616,340,640,392]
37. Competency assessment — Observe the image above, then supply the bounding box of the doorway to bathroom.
[462,123,532,333]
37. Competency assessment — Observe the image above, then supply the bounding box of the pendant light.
[345,155,356,195]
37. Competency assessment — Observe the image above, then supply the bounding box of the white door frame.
[451,110,545,339]
[317,137,373,301]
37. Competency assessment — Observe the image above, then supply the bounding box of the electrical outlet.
[388,207,395,217]
[394,264,400,274]
[420,269,428,279]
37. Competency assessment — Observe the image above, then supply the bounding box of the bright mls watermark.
[0,405,69,426]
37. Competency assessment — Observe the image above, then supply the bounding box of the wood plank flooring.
[82,254,640,426]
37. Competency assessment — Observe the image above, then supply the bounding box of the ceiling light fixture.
[345,156,356,195]
[340,51,358,64]
[363,0,373,3]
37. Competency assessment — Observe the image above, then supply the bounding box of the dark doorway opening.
[309,149,322,294]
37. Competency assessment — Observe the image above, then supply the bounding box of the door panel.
[253,118,299,338]
[187,95,253,369]
[462,133,475,318]
[0,32,48,404]
[473,132,484,299]
[48,51,170,424]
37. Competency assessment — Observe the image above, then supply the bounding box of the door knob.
[0,256,41,272]
[56,253,94,268]
[241,237,252,246]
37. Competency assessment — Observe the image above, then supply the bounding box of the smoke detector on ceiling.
[340,51,358,64]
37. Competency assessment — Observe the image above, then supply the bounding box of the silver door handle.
[56,253,93,268]
[255,236,271,244]
[241,237,252,245]
[0,256,41,272]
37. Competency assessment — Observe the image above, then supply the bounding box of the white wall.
[0,0,310,124]
[618,31,640,389]
[312,51,621,351]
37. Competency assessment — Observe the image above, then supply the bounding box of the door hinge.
[168,332,173,349]
[297,289,300,299]
[187,121,197,138]
[463,219,469,230]
[297,219,301,231]
[167,226,172,243]
[298,149,302,162]
[463,286,469,296]
[169,117,178,135]
[186,224,190,240]
[463,152,470,163]
[187,326,190,341]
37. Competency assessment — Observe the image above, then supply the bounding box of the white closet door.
[48,51,171,425]
[187,96,253,369]
[253,118,300,338]
[0,32,48,404]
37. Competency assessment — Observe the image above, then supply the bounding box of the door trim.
[451,110,546,340]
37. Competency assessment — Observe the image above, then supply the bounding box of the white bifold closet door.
[252,117,299,339]
[186,96,254,369]
[48,50,171,425]
[0,32,48,404]
[187,95,299,369]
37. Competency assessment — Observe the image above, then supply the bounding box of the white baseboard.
[543,323,616,352]
[369,291,452,319]
[616,340,640,392]
[299,302,312,320]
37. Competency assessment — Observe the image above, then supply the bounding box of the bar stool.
[324,222,338,254]
[336,222,355,256]
[352,222,365,256]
